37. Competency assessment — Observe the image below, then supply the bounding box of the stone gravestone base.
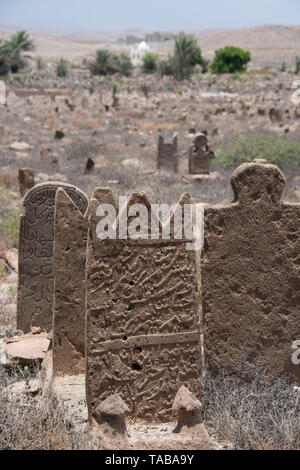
[38,357,217,450]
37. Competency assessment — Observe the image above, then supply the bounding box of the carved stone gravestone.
[188,133,214,175]
[86,190,202,423]
[157,133,178,172]
[53,188,88,376]
[202,160,300,383]
[17,182,88,333]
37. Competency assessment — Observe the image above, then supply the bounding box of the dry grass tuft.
[0,366,88,450]
[204,370,300,450]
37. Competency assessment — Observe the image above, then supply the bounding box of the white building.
[130,41,150,67]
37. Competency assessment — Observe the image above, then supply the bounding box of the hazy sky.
[1,0,300,31]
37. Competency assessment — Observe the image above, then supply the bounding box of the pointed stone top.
[177,192,192,206]
[97,394,130,417]
[172,386,202,412]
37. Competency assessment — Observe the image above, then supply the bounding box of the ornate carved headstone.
[157,133,178,172]
[53,188,88,376]
[202,160,300,383]
[17,182,88,333]
[188,133,214,175]
[86,190,202,422]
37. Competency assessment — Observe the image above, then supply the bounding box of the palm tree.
[173,35,205,80]
[0,31,35,75]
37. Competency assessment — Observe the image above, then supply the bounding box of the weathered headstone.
[53,188,88,376]
[202,160,300,383]
[188,133,214,175]
[18,168,35,197]
[157,133,178,172]
[17,182,88,333]
[86,189,202,423]
[0,80,6,105]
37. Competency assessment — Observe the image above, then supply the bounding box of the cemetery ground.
[0,48,300,449]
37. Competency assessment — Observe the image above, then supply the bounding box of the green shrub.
[173,35,207,80]
[117,53,133,77]
[89,49,132,76]
[89,50,112,75]
[0,31,34,76]
[215,134,300,167]
[142,52,159,74]
[158,57,175,77]
[112,82,118,97]
[56,58,68,77]
[210,46,251,74]
[159,35,208,80]
[280,61,287,72]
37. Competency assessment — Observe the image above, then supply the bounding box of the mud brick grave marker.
[157,133,178,172]
[202,161,300,383]
[188,133,214,175]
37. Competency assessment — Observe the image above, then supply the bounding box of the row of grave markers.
[16,160,300,423]
[157,132,215,174]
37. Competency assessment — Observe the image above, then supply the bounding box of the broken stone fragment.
[95,394,130,436]
[10,141,32,151]
[172,386,203,434]
[5,333,50,367]
[31,326,42,335]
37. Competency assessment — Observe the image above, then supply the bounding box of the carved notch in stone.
[202,160,300,383]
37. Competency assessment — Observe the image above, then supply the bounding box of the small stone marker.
[172,385,203,433]
[18,168,35,197]
[94,394,130,443]
[157,133,178,172]
[188,133,215,175]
